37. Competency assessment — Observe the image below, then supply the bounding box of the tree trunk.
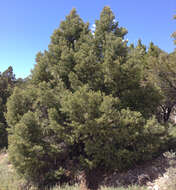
[80,169,105,190]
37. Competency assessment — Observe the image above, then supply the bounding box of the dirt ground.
[98,151,176,190]
[1,151,176,190]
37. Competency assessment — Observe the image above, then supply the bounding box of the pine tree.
[6,7,168,189]
[145,40,176,123]
[0,66,16,148]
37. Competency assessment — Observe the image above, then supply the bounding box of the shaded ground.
[0,151,176,190]
[98,152,176,190]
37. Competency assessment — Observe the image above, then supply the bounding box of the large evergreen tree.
[6,7,168,189]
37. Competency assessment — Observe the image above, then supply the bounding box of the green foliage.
[6,7,169,189]
[172,15,176,44]
[0,66,16,148]
[61,86,165,170]
[7,83,70,187]
[145,43,176,123]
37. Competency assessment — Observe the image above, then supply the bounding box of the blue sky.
[0,0,176,78]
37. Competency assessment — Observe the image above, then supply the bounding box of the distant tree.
[172,15,176,44]
[0,66,16,148]
[155,52,176,123]
[146,39,176,123]
[6,7,168,190]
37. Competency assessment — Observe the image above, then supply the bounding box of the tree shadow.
[78,153,176,190]
[99,153,176,189]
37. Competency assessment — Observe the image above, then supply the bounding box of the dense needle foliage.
[5,7,175,189]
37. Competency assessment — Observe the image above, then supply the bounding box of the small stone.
[153,184,159,190]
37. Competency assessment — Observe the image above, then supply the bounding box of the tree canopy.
[5,7,173,190]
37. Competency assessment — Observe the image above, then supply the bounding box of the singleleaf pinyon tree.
[6,7,168,190]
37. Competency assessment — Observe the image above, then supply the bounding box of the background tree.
[0,66,16,148]
[172,15,176,44]
[156,52,176,123]
[145,40,176,123]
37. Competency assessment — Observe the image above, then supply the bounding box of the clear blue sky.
[0,0,176,78]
